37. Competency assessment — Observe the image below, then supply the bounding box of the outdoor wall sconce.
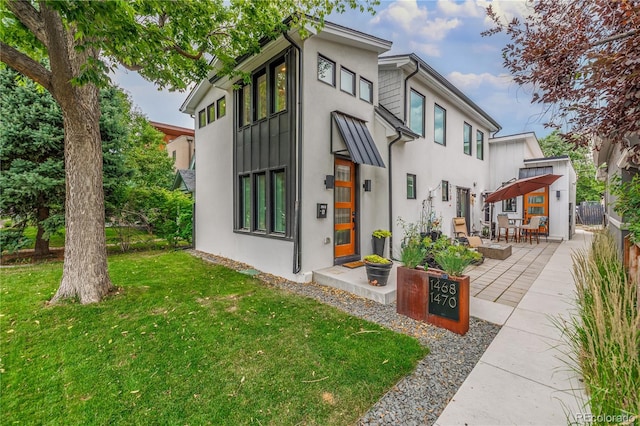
[363,179,372,192]
[556,190,561,200]
[324,175,334,189]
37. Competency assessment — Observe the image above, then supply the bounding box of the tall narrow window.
[256,173,266,231]
[207,103,215,124]
[241,85,251,126]
[442,180,449,201]
[273,62,287,113]
[409,89,425,136]
[463,122,472,155]
[256,73,267,120]
[359,77,372,103]
[317,55,335,86]
[198,109,206,128]
[340,67,355,95]
[407,174,416,199]
[240,175,251,229]
[434,104,446,145]
[502,198,516,212]
[477,130,484,160]
[272,170,286,233]
[216,96,226,118]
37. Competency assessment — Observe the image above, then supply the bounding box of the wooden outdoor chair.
[496,214,518,243]
[520,216,542,244]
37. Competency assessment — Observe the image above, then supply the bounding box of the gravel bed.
[189,250,501,425]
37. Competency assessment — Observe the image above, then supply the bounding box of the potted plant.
[433,243,482,277]
[371,229,392,257]
[363,254,393,286]
[396,219,430,321]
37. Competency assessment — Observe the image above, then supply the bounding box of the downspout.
[283,31,303,274]
[403,57,420,123]
[388,132,403,257]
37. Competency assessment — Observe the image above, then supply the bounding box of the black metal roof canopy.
[332,111,385,168]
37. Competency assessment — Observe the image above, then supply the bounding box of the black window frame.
[216,96,226,119]
[254,71,268,121]
[198,109,206,128]
[477,130,485,160]
[272,60,288,114]
[502,198,517,212]
[206,102,215,124]
[434,103,446,146]
[463,122,472,155]
[359,77,373,103]
[407,174,417,199]
[339,66,356,96]
[409,89,425,136]
[317,54,336,87]
[442,180,450,202]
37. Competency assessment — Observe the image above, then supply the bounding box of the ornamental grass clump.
[433,244,481,277]
[564,231,639,423]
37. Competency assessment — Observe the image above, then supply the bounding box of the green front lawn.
[20,226,153,248]
[1,251,427,425]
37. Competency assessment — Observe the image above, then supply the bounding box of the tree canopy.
[484,0,640,160]
[0,0,376,303]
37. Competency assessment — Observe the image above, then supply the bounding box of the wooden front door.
[334,159,356,258]
[524,186,549,228]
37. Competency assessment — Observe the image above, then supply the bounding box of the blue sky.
[113,0,551,138]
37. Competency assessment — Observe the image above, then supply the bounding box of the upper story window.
[477,130,485,160]
[434,104,446,145]
[409,89,425,136]
[407,174,416,199]
[340,67,355,95]
[318,55,335,86]
[255,72,267,120]
[442,180,450,201]
[216,96,226,119]
[207,102,215,124]
[359,77,373,103]
[463,122,472,155]
[273,61,287,113]
[241,85,251,127]
[198,109,206,128]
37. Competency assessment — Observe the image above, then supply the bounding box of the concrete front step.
[312,263,398,305]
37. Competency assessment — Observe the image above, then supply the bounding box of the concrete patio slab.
[469,296,514,325]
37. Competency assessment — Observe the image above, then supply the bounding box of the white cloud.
[371,0,461,41]
[447,71,513,91]
[437,0,484,18]
[408,40,442,57]
[476,0,535,28]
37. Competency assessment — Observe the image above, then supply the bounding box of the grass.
[21,226,154,249]
[1,251,427,425]
[564,231,639,424]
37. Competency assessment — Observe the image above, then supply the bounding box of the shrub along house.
[180,21,503,282]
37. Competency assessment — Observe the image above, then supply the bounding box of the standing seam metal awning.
[332,111,385,168]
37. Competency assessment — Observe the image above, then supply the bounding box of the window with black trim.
[463,122,472,155]
[240,175,251,229]
[318,55,335,86]
[502,198,516,212]
[255,173,267,231]
[273,61,287,113]
[407,174,416,199]
[409,89,425,136]
[206,103,215,124]
[442,180,449,201]
[198,109,206,128]
[340,67,355,95]
[272,170,286,233]
[476,130,484,160]
[241,85,251,127]
[434,104,446,145]
[216,96,226,118]
[359,77,372,103]
[255,72,267,120]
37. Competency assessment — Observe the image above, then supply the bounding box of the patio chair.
[496,214,518,243]
[520,216,542,244]
[452,217,482,248]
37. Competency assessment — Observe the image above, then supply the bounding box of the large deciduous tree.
[0,0,375,304]
[484,0,640,159]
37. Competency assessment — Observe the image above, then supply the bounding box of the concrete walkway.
[435,229,592,425]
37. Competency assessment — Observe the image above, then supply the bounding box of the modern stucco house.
[489,132,577,241]
[180,20,571,282]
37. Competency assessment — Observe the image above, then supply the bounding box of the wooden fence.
[576,201,604,226]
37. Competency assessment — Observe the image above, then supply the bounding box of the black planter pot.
[365,261,392,286]
[372,236,386,257]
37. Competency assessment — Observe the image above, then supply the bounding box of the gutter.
[403,58,420,123]
[388,132,404,256]
[283,31,304,274]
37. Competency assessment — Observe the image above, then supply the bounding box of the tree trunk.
[33,204,51,257]
[50,86,113,303]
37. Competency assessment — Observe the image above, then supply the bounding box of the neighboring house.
[180,20,562,282]
[149,121,195,171]
[173,169,195,194]
[594,134,640,254]
[489,133,577,241]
